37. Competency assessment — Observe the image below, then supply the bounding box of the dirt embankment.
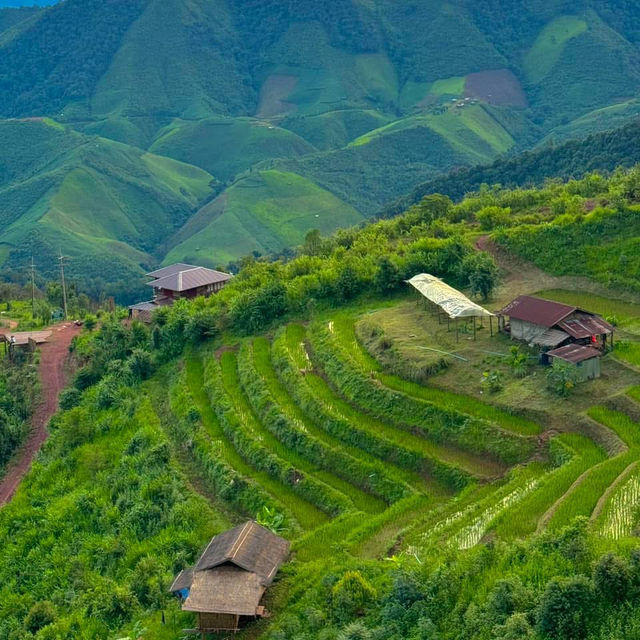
[0,323,82,506]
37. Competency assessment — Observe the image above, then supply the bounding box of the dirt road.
[0,322,82,506]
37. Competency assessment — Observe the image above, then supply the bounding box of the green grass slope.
[0,119,215,300]
[165,169,364,264]
[278,104,522,215]
[149,117,316,182]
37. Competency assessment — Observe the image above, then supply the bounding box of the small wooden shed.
[170,521,290,637]
[547,344,602,381]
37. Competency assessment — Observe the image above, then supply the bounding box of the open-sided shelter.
[406,273,495,340]
[170,521,290,636]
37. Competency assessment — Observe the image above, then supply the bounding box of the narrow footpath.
[0,322,81,506]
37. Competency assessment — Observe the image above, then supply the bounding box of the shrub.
[546,362,579,397]
[593,553,630,603]
[332,571,377,620]
[58,387,81,411]
[537,575,594,640]
[24,601,56,634]
[481,370,503,394]
[475,206,511,230]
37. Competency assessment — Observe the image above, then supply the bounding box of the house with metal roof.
[170,521,290,636]
[128,263,232,322]
[498,295,614,351]
[547,344,603,381]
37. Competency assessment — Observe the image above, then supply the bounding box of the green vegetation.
[3,209,640,640]
[524,16,589,84]
[0,351,38,471]
[2,1,640,295]
[165,170,363,265]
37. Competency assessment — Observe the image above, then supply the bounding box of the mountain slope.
[0,119,216,300]
[2,0,640,296]
[165,170,364,265]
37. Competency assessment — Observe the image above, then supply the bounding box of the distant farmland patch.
[464,69,527,107]
[258,75,299,118]
[524,15,588,84]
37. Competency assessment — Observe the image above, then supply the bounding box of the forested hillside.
[2,1,640,298]
[3,170,640,638]
[386,118,640,214]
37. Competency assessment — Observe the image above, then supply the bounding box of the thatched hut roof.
[183,565,265,616]
[170,569,193,593]
[194,521,290,585]
[170,521,290,618]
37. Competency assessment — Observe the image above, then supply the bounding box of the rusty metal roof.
[557,313,614,339]
[147,266,232,293]
[547,344,602,364]
[499,295,576,327]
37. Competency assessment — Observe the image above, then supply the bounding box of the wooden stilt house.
[170,521,290,636]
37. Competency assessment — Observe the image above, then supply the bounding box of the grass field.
[164,169,364,264]
[547,407,640,530]
[524,15,588,84]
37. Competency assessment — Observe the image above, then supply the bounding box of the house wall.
[552,357,600,382]
[198,612,239,631]
[510,318,547,342]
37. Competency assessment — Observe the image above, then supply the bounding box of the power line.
[30,256,36,320]
[58,251,68,321]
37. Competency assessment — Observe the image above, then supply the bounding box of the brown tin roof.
[557,313,614,339]
[499,295,576,327]
[547,344,602,364]
[194,521,290,585]
[147,266,232,293]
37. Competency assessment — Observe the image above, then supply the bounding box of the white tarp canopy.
[406,273,495,319]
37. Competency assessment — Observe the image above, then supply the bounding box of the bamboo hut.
[170,521,290,637]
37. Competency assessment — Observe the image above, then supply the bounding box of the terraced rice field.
[153,303,640,561]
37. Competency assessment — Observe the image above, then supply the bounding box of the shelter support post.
[473,316,476,341]
[456,318,459,342]
[490,316,493,337]
[447,316,450,332]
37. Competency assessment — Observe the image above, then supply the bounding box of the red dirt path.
[0,322,82,506]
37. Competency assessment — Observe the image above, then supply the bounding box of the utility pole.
[58,251,68,321]
[30,256,36,320]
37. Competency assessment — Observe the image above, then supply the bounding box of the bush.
[537,576,594,640]
[593,553,630,603]
[58,387,82,410]
[332,571,377,620]
[24,601,56,634]
[476,206,511,230]
[546,362,579,397]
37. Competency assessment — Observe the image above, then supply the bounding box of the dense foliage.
[265,519,640,640]
[385,119,640,216]
[0,355,37,471]
[2,1,640,293]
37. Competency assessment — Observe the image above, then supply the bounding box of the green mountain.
[0,119,215,301]
[2,0,640,296]
[6,170,640,638]
[386,118,640,214]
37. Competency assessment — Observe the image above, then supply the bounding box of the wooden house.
[170,521,290,637]
[128,263,232,322]
[498,295,614,351]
